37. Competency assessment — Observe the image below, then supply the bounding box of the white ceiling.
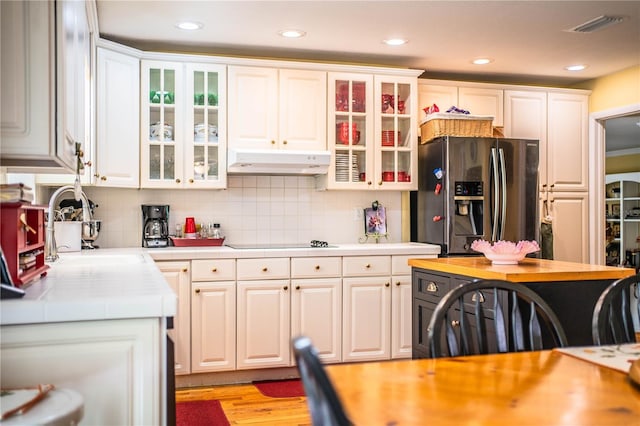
[96,0,640,151]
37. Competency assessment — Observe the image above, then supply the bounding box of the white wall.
[77,175,403,248]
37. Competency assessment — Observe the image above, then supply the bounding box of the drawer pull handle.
[471,292,485,303]
[315,265,320,270]
[365,264,371,269]
[211,267,217,272]
[426,282,438,292]
[195,288,200,294]
[182,268,188,273]
[262,267,268,272]
[283,286,288,291]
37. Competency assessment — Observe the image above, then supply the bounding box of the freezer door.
[496,138,539,243]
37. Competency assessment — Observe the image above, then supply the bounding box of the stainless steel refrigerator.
[410,136,539,255]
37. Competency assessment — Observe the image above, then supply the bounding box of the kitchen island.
[409,257,635,356]
[0,249,176,425]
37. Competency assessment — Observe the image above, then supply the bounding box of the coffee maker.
[142,205,170,248]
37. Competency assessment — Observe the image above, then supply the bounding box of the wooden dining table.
[325,349,640,425]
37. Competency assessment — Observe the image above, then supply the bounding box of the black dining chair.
[292,336,353,426]
[592,274,640,345]
[427,279,568,358]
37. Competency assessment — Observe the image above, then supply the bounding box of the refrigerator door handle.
[498,148,507,240]
[491,147,499,241]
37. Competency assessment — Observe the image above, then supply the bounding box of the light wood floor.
[176,384,311,425]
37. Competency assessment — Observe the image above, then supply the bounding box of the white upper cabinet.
[1,0,91,172]
[504,89,588,192]
[228,66,327,151]
[418,81,504,126]
[95,46,140,187]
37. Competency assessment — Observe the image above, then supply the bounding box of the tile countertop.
[1,243,440,327]
[1,248,177,326]
[147,242,441,261]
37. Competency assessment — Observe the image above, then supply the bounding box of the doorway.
[588,103,640,264]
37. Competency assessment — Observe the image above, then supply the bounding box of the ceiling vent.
[566,15,625,33]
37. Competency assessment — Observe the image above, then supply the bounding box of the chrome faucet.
[45,185,92,262]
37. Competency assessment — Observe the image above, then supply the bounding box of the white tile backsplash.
[53,176,404,248]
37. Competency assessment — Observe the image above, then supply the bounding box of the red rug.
[253,379,306,398]
[176,399,230,426]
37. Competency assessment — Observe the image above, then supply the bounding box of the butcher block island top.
[408,257,635,282]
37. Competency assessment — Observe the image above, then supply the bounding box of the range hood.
[227,149,331,175]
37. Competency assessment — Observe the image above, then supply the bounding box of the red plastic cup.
[185,217,196,234]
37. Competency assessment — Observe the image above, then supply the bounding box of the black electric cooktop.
[227,241,333,249]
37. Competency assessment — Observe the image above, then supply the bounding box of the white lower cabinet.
[191,281,236,372]
[391,255,415,359]
[1,319,162,425]
[236,258,291,369]
[237,278,291,369]
[191,259,237,372]
[342,256,392,361]
[343,275,391,361]
[291,257,342,364]
[157,261,191,375]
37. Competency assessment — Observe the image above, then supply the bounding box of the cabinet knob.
[101,176,107,181]
[94,173,100,178]
[365,264,371,269]
[315,265,320,270]
[367,181,372,186]
[426,282,438,292]
[451,320,460,327]
[283,140,288,145]
[182,268,188,272]
[542,184,547,188]
[271,140,276,145]
[262,267,268,272]
[211,267,217,272]
[195,288,201,294]
[385,282,390,287]
[189,178,194,183]
[378,181,382,186]
[283,285,288,291]
[295,285,301,290]
[176,179,181,184]
[395,281,401,286]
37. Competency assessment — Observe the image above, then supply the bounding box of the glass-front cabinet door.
[327,72,417,190]
[374,75,417,190]
[185,64,226,188]
[327,73,374,189]
[141,61,184,188]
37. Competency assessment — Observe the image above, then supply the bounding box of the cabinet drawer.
[191,259,236,281]
[237,258,290,280]
[291,257,341,278]
[342,256,391,277]
[413,270,450,303]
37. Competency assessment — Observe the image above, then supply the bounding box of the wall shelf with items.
[605,172,640,269]
[0,203,49,286]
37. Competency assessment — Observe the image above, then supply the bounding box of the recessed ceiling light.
[383,38,408,46]
[565,64,587,71]
[278,29,306,38]
[472,58,493,65]
[176,21,203,31]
